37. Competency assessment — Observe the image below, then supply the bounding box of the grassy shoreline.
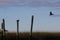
[0,32,60,40]
[2,32,60,36]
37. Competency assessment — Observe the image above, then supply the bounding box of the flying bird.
[49,11,54,16]
[49,11,60,17]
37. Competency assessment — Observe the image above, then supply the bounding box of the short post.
[30,15,34,40]
[16,20,19,40]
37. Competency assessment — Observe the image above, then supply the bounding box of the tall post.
[16,20,19,40]
[1,18,6,40]
[2,19,5,31]
[30,15,34,40]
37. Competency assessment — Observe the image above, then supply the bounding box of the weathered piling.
[16,20,19,40]
[30,15,34,40]
[1,19,5,31]
[1,19,6,40]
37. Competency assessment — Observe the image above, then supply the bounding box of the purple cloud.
[0,0,60,7]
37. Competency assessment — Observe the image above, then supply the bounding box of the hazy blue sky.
[0,0,60,32]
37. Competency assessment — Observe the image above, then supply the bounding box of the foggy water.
[51,15,60,17]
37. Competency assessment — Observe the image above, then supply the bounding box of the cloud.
[0,0,60,7]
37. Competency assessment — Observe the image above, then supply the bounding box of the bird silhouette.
[49,11,54,16]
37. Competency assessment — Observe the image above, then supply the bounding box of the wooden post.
[30,15,34,40]
[16,20,19,40]
[1,18,6,40]
[2,19,5,32]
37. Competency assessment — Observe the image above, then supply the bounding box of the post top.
[17,20,19,22]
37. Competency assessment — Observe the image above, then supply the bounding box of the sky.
[0,0,60,32]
